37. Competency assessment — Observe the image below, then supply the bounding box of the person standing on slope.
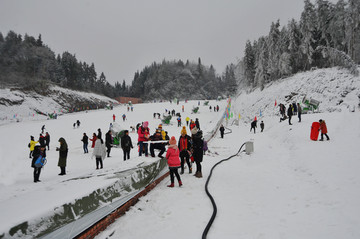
[166,136,182,187]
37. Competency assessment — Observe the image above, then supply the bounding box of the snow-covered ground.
[0,67,359,238]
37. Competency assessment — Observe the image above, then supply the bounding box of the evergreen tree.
[243,40,255,86]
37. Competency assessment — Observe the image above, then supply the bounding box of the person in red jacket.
[319,119,330,141]
[138,121,150,156]
[166,136,182,187]
[89,133,97,148]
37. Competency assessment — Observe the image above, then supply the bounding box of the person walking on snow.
[287,104,293,125]
[191,127,203,178]
[93,136,106,169]
[105,130,113,157]
[56,137,68,175]
[166,136,182,187]
[81,133,89,153]
[250,120,257,133]
[138,121,150,157]
[260,121,265,132]
[297,103,302,122]
[31,145,46,183]
[121,130,133,161]
[319,119,330,141]
[90,133,97,148]
[178,126,193,174]
[185,117,190,126]
[113,114,116,122]
[219,124,225,138]
[45,132,50,150]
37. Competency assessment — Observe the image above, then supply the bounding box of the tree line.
[238,0,360,90]
[0,31,128,98]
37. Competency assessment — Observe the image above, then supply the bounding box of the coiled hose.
[202,142,246,239]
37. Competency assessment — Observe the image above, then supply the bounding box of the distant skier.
[260,121,264,132]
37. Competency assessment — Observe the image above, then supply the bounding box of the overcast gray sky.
[0,0,326,85]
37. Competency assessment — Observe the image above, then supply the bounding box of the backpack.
[34,155,47,168]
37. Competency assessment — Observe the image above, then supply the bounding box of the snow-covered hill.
[233,67,360,123]
[0,85,118,124]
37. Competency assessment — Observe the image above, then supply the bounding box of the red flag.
[275,100,277,106]
[254,116,257,121]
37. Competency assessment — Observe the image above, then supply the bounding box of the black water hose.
[202,142,247,239]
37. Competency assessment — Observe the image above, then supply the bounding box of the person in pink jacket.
[165,136,182,187]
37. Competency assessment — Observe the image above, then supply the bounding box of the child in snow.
[165,136,182,187]
[29,136,38,158]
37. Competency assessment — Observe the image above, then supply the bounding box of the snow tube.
[310,122,320,141]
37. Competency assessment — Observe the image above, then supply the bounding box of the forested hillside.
[236,0,360,89]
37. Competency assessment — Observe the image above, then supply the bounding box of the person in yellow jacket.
[29,136,38,158]
[185,117,190,126]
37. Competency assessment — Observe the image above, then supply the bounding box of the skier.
[178,126,192,174]
[250,120,257,133]
[260,121,265,132]
[121,130,133,161]
[319,119,330,141]
[219,124,225,138]
[166,136,182,187]
[93,136,106,169]
[81,133,89,153]
[56,137,68,175]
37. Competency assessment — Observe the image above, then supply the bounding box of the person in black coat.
[178,127,193,174]
[260,121,265,132]
[149,130,166,158]
[219,124,225,138]
[287,104,293,125]
[191,128,203,178]
[250,120,257,133]
[105,130,113,157]
[81,133,89,153]
[97,128,102,139]
[45,132,50,150]
[31,145,46,183]
[195,118,200,130]
[121,130,133,161]
[39,134,46,147]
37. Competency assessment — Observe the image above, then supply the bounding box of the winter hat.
[143,121,149,128]
[181,126,187,135]
[191,127,198,135]
[158,124,162,129]
[169,136,176,145]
